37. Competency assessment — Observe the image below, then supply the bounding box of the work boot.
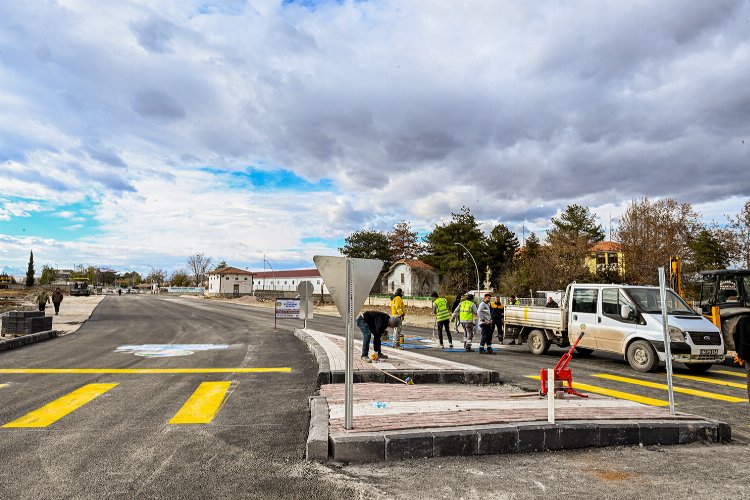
[377,352,388,359]
[487,347,495,354]
[465,345,472,352]
[479,347,485,353]
[449,344,454,349]
[438,344,445,349]
[360,356,371,363]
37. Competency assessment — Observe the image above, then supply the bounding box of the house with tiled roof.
[586,241,625,276]
[383,259,439,297]
[206,266,254,296]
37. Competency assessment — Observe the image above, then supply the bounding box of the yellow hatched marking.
[0,384,7,389]
[2,383,118,428]
[593,374,748,403]
[526,375,669,407]
[712,369,748,379]
[672,373,747,389]
[0,368,291,375]
[169,382,232,425]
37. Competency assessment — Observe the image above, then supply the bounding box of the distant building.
[252,269,328,294]
[206,266,254,296]
[383,259,439,297]
[586,241,625,276]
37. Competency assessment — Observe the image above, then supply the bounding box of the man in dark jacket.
[51,287,64,315]
[490,295,504,343]
[357,311,401,362]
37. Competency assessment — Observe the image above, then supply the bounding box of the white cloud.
[0,0,749,271]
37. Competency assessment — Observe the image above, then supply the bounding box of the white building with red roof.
[383,259,439,297]
[206,266,254,295]
[252,268,328,294]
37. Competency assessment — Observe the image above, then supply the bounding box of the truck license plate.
[700,349,719,356]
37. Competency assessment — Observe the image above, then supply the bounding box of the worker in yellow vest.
[452,293,478,352]
[390,288,405,349]
[431,292,453,349]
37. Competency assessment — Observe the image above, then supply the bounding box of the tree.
[25,250,34,287]
[118,271,142,288]
[170,269,191,287]
[145,269,167,286]
[688,228,730,271]
[728,200,750,269]
[39,265,57,285]
[388,221,421,261]
[214,260,228,271]
[617,197,701,285]
[548,204,605,244]
[339,229,391,265]
[187,253,212,287]
[499,233,554,296]
[486,223,519,287]
[423,207,487,292]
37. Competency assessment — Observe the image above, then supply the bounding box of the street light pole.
[454,242,480,291]
[264,258,275,293]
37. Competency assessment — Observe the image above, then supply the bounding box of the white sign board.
[275,298,301,319]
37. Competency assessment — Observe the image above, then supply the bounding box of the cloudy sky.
[1,0,749,276]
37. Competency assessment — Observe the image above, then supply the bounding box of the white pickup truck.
[504,283,726,372]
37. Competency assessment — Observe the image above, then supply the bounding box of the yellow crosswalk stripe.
[0,368,291,374]
[672,373,747,389]
[712,369,748,379]
[2,383,118,428]
[169,382,232,425]
[526,375,669,406]
[593,374,748,403]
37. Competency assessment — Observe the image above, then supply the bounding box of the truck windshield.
[624,288,698,315]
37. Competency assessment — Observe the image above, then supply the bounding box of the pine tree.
[25,250,35,287]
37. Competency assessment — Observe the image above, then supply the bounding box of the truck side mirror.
[620,304,633,320]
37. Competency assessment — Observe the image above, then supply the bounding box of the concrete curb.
[327,419,731,462]
[294,328,500,386]
[306,396,330,461]
[0,330,58,352]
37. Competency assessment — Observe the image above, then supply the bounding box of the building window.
[317,280,320,284]
[284,281,287,285]
[400,273,405,284]
[226,277,230,280]
[244,277,247,280]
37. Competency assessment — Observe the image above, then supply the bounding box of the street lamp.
[454,242,480,292]
[264,258,275,293]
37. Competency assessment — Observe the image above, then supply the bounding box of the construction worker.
[390,288,405,349]
[478,293,495,354]
[51,287,64,315]
[452,293,478,352]
[357,311,400,363]
[509,294,520,305]
[451,292,463,331]
[431,292,453,349]
[490,294,504,343]
[36,289,51,312]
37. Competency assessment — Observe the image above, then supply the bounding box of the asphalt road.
[0,295,357,500]
[2,296,749,500]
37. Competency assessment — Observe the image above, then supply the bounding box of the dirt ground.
[0,289,37,314]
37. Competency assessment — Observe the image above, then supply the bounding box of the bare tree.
[145,269,167,286]
[187,253,212,287]
[616,197,701,285]
[727,199,750,269]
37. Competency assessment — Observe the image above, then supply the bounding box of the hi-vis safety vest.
[434,297,451,322]
[459,300,474,322]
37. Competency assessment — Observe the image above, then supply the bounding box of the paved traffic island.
[295,328,500,386]
[307,383,730,462]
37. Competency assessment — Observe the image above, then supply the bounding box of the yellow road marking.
[169,382,232,424]
[713,369,748,379]
[0,384,7,389]
[672,373,747,389]
[0,368,291,374]
[593,374,748,403]
[526,375,669,407]
[2,383,118,428]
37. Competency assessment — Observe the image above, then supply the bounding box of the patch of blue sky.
[196,0,247,16]
[0,198,101,240]
[301,236,345,247]
[200,167,335,192]
[281,0,346,11]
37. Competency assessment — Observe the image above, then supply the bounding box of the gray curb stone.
[326,419,730,462]
[0,330,58,352]
[306,396,329,461]
[294,328,501,386]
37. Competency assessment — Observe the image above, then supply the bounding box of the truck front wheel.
[626,340,659,372]
[527,330,550,355]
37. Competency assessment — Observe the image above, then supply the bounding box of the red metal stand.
[540,332,588,398]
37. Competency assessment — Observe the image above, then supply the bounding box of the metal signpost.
[658,267,676,415]
[314,256,383,430]
[297,281,314,329]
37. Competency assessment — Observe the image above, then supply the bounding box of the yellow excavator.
[671,256,750,352]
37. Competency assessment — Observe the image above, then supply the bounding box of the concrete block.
[558,423,600,449]
[330,434,385,462]
[639,422,680,446]
[518,423,559,452]
[678,422,718,444]
[717,421,732,442]
[433,429,478,457]
[385,432,434,460]
[306,396,329,461]
[598,422,640,447]
[477,425,519,455]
